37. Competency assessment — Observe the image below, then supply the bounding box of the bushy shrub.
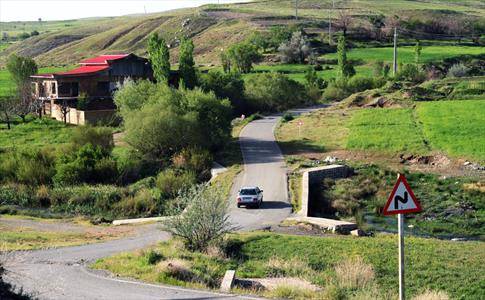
[278,31,311,64]
[245,73,309,112]
[447,63,470,78]
[396,64,426,83]
[322,79,350,101]
[281,112,294,122]
[114,188,158,217]
[172,147,213,180]
[71,125,114,154]
[156,169,197,199]
[163,185,234,252]
[347,75,376,93]
[54,144,118,185]
[0,148,56,185]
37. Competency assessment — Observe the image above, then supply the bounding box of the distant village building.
[30,54,153,125]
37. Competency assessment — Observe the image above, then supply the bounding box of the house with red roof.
[31,53,153,125]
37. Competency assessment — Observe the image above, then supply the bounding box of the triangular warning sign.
[383,174,422,215]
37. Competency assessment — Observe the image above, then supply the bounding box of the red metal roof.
[55,65,109,77]
[80,54,130,65]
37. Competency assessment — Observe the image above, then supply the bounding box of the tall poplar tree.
[147,33,170,84]
[179,38,197,89]
[336,35,355,79]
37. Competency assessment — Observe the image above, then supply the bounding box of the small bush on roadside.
[145,249,164,265]
[163,185,234,252]
[334,256,374,289]
[282,112,295,122]
[156,169,197,199]
[447,63,469,78]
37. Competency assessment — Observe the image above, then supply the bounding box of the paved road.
[4,107,322,299]
[229,115,291,231]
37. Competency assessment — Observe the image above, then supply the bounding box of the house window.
[97,81,110,96]
[71,82,79,97]
[51,82,56,94]
[58,82,71,96]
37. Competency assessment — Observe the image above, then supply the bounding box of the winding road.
[4,108,320,299]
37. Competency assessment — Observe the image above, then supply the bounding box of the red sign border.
[383,174,422,215]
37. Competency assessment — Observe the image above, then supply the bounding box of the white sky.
[0,0,248,22]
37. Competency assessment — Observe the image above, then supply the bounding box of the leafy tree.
[278,31,311,64]
[226,42,261,73]
[245,73,309,112]
[118,81,232,159]
[179,38,197,89]
[220,51,231,73]
[163,185,234,252]
[248,31,270,52]
[336,35,355,79]
[269,26,296,49]
[147,33,170,84]
[414,40,422,64]
[6,54,38,87]
[305,67,325,89]
[0,95,16,130]
[200,70,246,115]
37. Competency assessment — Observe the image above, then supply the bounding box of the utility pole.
[393,27,398,76]
[295,0,298,20]
[328,0,335,45]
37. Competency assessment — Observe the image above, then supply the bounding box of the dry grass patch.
[156,259,194,281]
[334,256,375,289]
[412,290,450,300]
[265,256,313,278]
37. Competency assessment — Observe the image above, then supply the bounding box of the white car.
[237,186,263,208]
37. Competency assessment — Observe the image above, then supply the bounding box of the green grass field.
[0,66,71,97]
[0,117,74,151]
[417,100,485,161]
[323,46,485,65]
[347,108,429,154]
[93,232,484,299]
[278,100,485,162]
[245,64,372,83]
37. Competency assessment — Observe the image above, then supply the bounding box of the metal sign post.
[398,213,405,300]
[383,173,422,300]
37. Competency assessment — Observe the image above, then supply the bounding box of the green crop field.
[347,108,429,154]
[0,117,74,151]
[93,232,484,299]
[417,100,485,162]
[0,66,71,97]
[244,64,372,83]
[278,100,485,162]
[323,46,485,64]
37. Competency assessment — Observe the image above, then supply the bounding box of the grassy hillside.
[1,0,484,67]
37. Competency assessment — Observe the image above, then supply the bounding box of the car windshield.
[240,189,257,195]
